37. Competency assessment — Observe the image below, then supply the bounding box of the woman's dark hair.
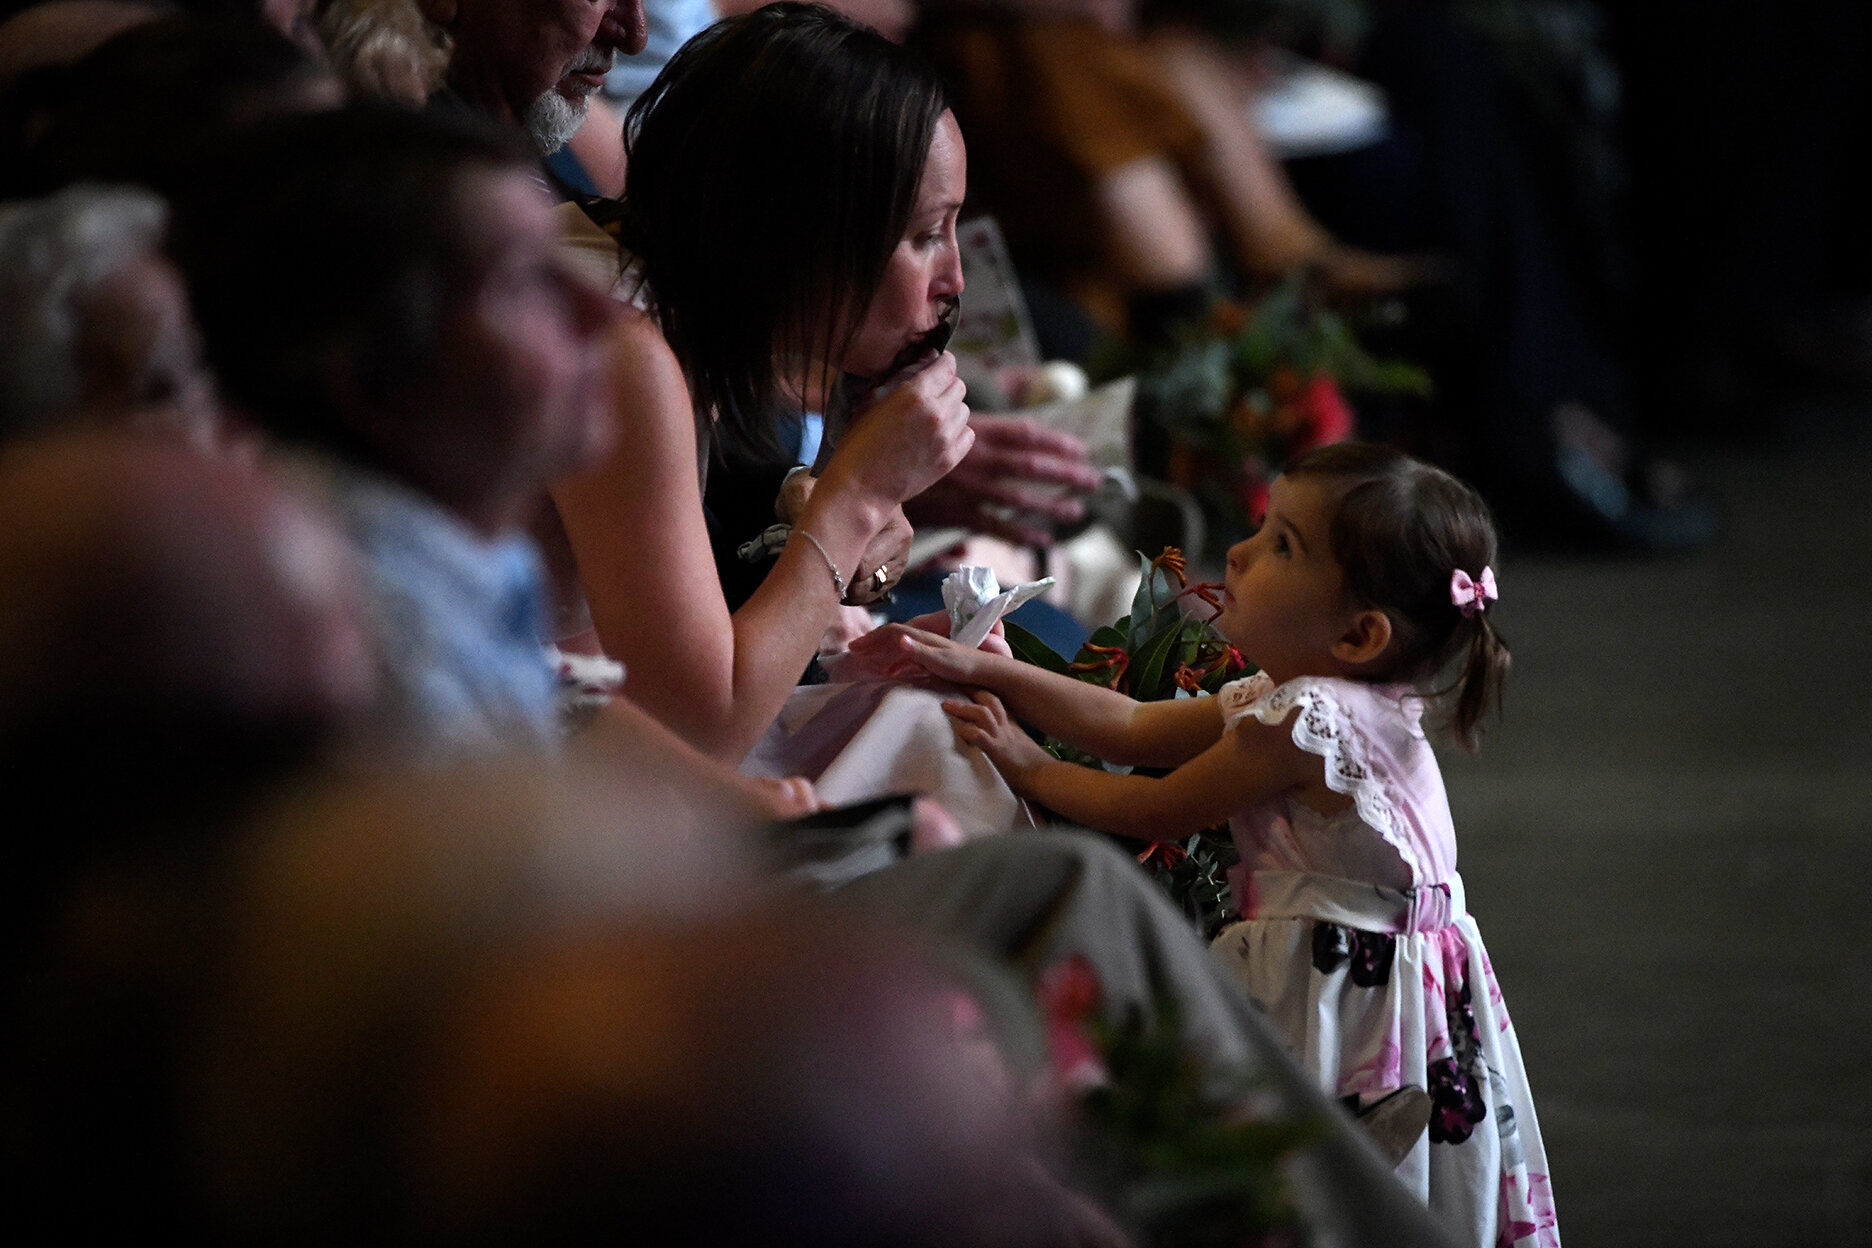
[169,102,531,462]
[621,2,949,455]
[1283,442,1510,749]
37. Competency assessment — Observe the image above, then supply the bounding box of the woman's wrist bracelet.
[794,528,846,599]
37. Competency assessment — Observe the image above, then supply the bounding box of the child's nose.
[1226,538,1252,572]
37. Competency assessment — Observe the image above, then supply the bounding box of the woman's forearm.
[557,312,890,761]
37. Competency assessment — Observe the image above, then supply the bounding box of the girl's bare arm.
[947,691,1316,841]
[857,623,1226,767]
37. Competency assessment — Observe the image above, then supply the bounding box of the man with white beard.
[418,0,647,160]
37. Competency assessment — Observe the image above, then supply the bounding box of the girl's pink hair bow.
[1450,566,1498,617]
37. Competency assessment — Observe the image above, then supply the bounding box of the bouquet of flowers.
[1033,957,1325,1247]
[1003,549,1247,939]
[1098,275,1429,543]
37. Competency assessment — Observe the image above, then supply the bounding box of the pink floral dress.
[1210,673,1559,1248]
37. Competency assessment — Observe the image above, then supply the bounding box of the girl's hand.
[822,351,974,508]
[944,690,1054,785]
[844,621,988,685]
[901,608,1012,658]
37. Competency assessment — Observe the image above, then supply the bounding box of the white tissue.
[942,565,1055,650]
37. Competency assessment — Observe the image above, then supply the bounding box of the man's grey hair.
[0,183,168,438]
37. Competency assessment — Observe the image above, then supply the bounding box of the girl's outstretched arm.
[946,690,1318,842]
[852,623,1224,767]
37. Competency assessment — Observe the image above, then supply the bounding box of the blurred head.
[172,104,618,533]
[426,0,647,150]
[0,0,162,88]
[0,431,375,974]
[0,184,219,447]
[319,0,454,104]
[191,764,1067,1244]
[622,2,956,452]
[3,16,340,200]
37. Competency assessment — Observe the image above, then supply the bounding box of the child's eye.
[1275,532,1291,556]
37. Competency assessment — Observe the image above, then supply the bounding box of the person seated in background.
[318,0,453,104]
[910,0,1429,346]
[0,183,226,451]
[167,102,815,817]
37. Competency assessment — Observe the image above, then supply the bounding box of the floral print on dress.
[1310,920,1396,987]
[1340,1036,1405,1104]
[1427,1053,1487,1144]
[1428,973,1488,1146]
[1497,1171,1560,1247]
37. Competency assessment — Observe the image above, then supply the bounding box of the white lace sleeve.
[1217,675,1420,874]
[1215,672,1276,726]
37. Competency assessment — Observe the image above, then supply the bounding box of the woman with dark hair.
[551,3,976,761]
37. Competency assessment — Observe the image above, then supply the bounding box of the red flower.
[1037,955,1105,1090]
[1294,373,1355,449]
[1236,471,1271,528]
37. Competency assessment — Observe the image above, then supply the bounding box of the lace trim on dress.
[1216,673,1422,877]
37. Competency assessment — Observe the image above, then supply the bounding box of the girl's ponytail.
[1449,607,1510,752]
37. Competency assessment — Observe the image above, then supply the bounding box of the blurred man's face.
[443,0,646,150]
[391,167,616,534]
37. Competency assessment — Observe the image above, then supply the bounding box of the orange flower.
[1068,641,1130,689]
[1177,580,1224,620]
[1150,547,1188,587]
[1137,839,1189,870]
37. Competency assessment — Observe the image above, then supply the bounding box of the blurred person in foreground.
[0,430,376,1237]
[190,764,1102,1243]
[0,182,229,451]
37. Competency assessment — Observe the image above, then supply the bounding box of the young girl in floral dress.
[855,442,1558,1246]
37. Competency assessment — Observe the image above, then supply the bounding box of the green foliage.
[1006,551,1248,934]
[1074,1000,1327,1246]
[1095,273,1428,544]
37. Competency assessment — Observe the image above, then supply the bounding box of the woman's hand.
[904,415,1103,548]
[823,351,974,509]
[742,774,822,821]
[844,506,914,604]
[943,689,1054,786]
